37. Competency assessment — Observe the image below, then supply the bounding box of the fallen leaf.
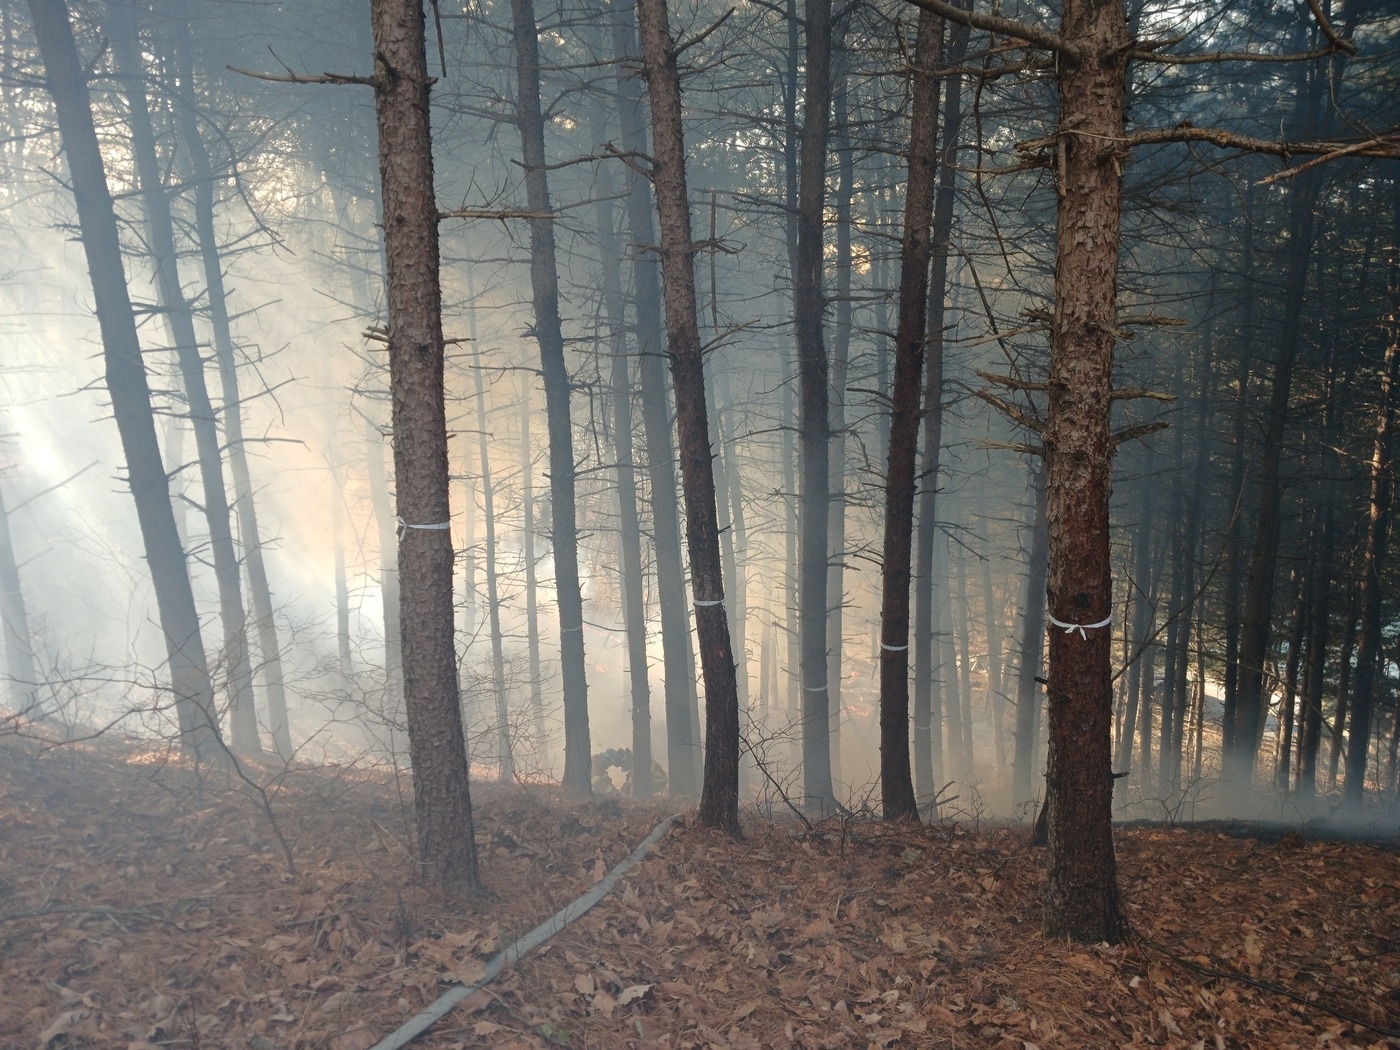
[618,983,653,1006]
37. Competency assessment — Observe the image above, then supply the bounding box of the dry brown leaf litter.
[1,734,1397,1050]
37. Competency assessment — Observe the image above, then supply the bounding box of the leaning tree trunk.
[795,0,836,814]
[168,2,291,761]
[28,0,219,759]
[369,0,480,893]
[1039,0,1131,943]
[636,0,742,834]
[878,8,943,822]
[108,0,261,756]
[511,0,592,793]
[610,0,699,795]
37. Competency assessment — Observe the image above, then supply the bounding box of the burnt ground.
[2,733,1398,1049]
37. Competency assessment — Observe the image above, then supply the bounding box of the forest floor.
[2,734,1399,1050]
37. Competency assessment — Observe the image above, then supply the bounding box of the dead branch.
[1120,126,1400,164]
[438,207,555,221]
[227,61,374,87]
[976,369,1047,393]
[1111,387,1177,402]
[1111,420,1170,450]
[902,0,1074,59]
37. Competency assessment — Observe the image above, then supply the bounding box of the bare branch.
[1132,42,1342,65]
[1111,387,1176,402]
[1304,0,1357,55]
[1111,420,1170,450]
[1255,135,1399,184]
[973,388,1044,435]
[976,369,1047,393]
[674,7,736,59]
[901,0,1074,59]
[227,64,374,87]
[438,207,554,220]
[1120,125,1400,163]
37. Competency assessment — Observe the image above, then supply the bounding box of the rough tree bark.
[1034,0,1132,941]
[369,0,480,892]
[28,0,220,758]
[635,0,742,834]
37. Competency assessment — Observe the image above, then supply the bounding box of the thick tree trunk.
[611,0,699,796]
[511,0,592,793]
[795,0,836,813]
[878,8,942,822]
[109,0,261,757]
[636,0,742,834]
[168,3,292,761]
[1040,0,1130,942]
[28,0,219,759]
[369,0,480,893]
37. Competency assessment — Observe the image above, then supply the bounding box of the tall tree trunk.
[511,0,592,793]
[369,0,480,892]
[519,374,546,742]
[878,8,942,821]
[589,79,653,795]
[108,0,261,756]
[366,419,404,744]
[27,0,219,759]
[1296,503,1334,807]
[636,0,742,833]
[1227,51,1330,794]
[611,0,699,796]
[466,287,513,783]
[1343,204,1400,814]
[977,489,1007,783]
[327,421,354,684]
[1275,568,1308,792]
[826,34,854,788]
[911,4,967,809]
[168,3,291,761]
[1039,0,1131,943]
[795,0,836,813]
[1012,463,1048,811]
